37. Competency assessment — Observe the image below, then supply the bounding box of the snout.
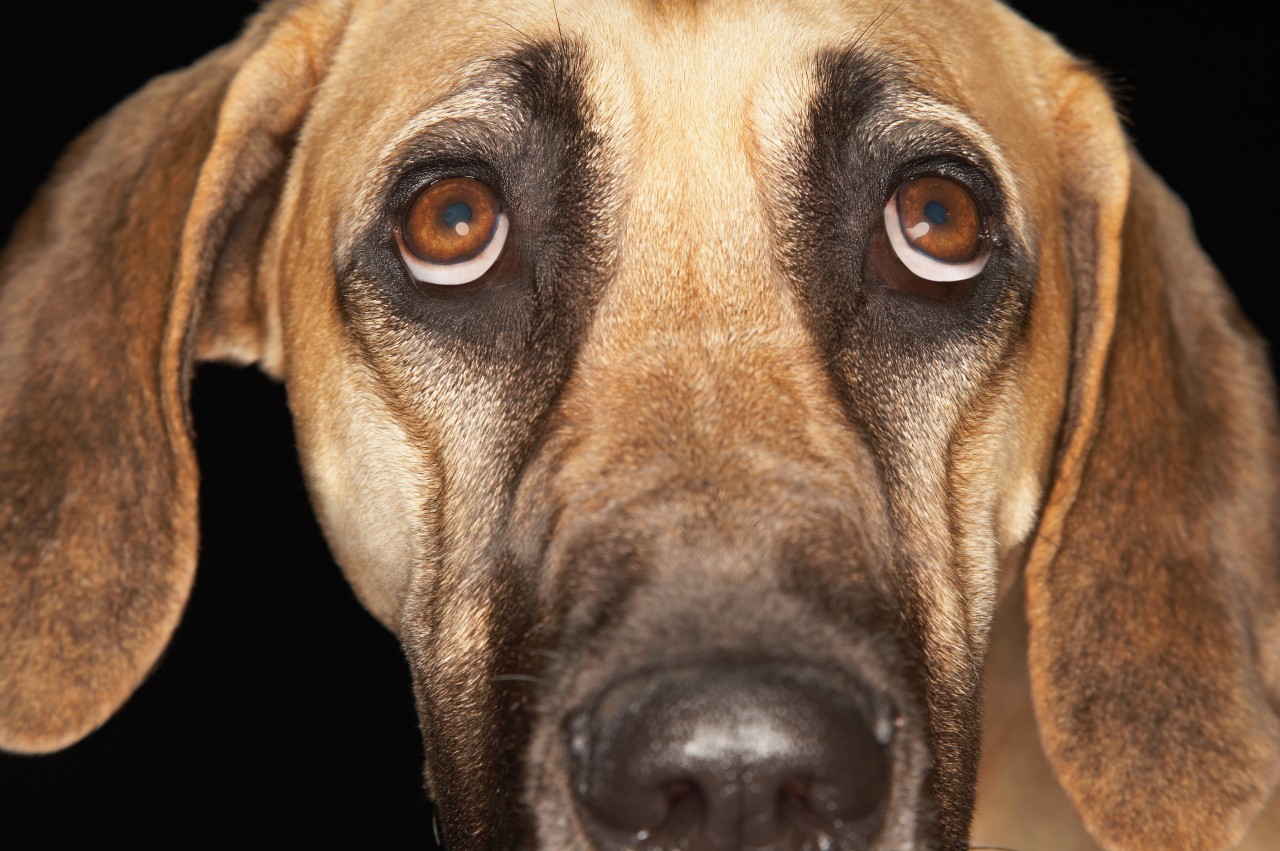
[514,337,947,848]
[519,555,934,849]
[568,662,894,851]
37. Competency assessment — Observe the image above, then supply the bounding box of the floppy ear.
[1023,66,1280,849]
[0,0,346,753]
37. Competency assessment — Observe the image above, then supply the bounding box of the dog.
[1,0,1277,847]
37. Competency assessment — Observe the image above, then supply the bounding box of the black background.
[0,2,1272,845]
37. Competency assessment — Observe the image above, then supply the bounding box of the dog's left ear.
[1024,64,1280,848]
[0,0,347,753]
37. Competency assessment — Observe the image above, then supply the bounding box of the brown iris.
[402,177,501,265]
[894,177,981,263]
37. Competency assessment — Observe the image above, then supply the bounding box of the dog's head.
[2,1,1278,848]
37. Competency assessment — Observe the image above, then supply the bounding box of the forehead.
[307,0,1053,211]
[340,0,1020,78]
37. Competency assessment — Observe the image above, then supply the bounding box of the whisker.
[852,0,912,53]
[491,673,544,684]
[477,10,533,42]
[529,648,565,660]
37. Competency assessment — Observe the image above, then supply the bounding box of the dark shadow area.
[0,365,435,844]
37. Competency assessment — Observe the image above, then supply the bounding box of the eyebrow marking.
[873,93,1029,247]
[392,39,589,150]
[804,47,1031,252]
[343,39,590,257]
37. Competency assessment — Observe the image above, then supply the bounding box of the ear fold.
[1024,67,1280,848]
[0,0,346,753]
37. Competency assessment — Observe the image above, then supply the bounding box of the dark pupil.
[924,200,949,225]
[443,201,472,227]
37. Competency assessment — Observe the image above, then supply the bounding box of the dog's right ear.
[1022,58,1280,849]
[0,0,348,753]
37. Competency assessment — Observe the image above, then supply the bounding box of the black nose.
[569,665,892,851]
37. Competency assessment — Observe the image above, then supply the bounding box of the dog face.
[2,1,1278,849]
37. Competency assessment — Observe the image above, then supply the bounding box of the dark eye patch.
[772,47,1032,366]
[338,41,615,373]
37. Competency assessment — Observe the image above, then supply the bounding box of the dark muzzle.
[568,663,893,850]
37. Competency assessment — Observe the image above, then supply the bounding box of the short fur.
[1,1,1277,848]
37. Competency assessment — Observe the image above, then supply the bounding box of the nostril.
[776,776,816,826]
[568,665,891,851]
[782,776,810,801]
[665,777,701,813]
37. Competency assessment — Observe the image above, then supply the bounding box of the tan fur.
[1,1,1276,847]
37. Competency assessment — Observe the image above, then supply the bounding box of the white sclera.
[398,212,510,286]
[883,194,989,282]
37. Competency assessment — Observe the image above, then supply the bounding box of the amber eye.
[397,177,509,286]
[883,176,989,282]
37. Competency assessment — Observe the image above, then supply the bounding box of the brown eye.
[397,177,509,286]
[883,176,989,282]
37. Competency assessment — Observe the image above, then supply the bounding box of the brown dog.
[1,1,1277,848]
